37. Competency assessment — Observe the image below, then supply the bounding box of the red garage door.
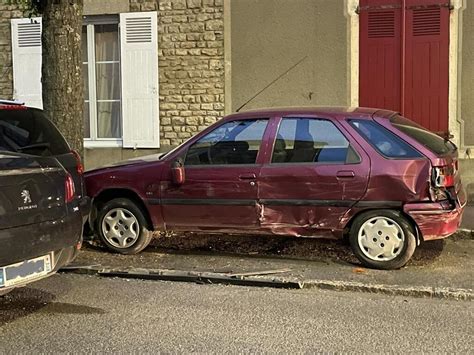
[359,0,450,136]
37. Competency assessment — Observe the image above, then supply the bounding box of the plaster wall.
[461,1,474,146]
[229,0,349,112]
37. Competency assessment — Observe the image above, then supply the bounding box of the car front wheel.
[349,210,416,270]
[95,198,153,254]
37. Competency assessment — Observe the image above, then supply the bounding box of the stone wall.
[0,0,224,169]
[130,0,225,149]
[0,3,26,99]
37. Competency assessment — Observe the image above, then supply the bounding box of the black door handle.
[336,170,355,179]
[239,173,257,180]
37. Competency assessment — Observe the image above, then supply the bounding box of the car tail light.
[432,165,455,188]
[65,173,76,203]
[71,149,84,174]
[0,104,27,110]
[431,162,457,203]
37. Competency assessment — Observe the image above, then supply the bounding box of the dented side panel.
[257,204,346,238]
[403,185,467,241]
[360,159,431,202]
[336,156,433,232]
[404,205,464,241]
[258,159,371,237]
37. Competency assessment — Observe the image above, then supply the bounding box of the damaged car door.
[258,117,370,237]
[161,118,269,232]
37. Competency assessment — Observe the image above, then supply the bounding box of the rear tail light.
[432,165,455,188]
[431,162,457,204]
[71,149,84,174]
[0,104,27,110]
[65,173,76,203]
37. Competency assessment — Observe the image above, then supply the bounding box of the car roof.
[0,99,24,105]
[0,99,27,110]
[224,106,398,121]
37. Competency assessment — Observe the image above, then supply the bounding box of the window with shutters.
[82,16,122,146]
[11,11,160,148]
[12,12,159,148]
[80,12,159,148]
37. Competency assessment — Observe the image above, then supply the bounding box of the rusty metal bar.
[406,3,453,11]
[357,5,402,14]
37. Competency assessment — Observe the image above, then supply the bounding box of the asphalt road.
[0,274,472,353]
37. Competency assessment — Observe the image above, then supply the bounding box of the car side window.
[185,119,268,166]
[349,120,422,159]
[271,118,352,164]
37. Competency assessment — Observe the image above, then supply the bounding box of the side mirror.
[171,159,185,185]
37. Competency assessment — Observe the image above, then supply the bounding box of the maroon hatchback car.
[85,107,466,269]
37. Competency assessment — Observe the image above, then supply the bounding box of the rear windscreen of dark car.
[0,109,70,156]
[390,115,456,156]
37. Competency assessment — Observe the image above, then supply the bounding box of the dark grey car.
[0,101,85,295]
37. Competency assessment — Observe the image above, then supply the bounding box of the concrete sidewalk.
[68,237,473,301]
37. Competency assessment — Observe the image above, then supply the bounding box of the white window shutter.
[11,17,42,109]
[120,12,159,148]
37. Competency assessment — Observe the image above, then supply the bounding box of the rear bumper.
[404,199,466,241]
[0,210,83,268]
[0,245,79,295]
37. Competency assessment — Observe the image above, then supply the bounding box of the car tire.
[349,210,416,270]
[95,198,153,255]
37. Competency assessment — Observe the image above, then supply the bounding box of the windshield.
[390,115,456,156]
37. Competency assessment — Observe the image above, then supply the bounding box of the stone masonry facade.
[0,1,225,152]
[130,0,225,149]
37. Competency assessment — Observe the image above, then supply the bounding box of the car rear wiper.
[17,142,51,152]
[0,149,31,157]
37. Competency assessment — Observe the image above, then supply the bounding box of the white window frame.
[83,17,123,148]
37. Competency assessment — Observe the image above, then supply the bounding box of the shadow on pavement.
[0,288,55,326]
[0,287,106,327]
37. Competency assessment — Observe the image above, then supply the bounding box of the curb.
[61,265,473,301]
[456,229,474,238]
[60,265,304,289]
[303,280,473,301]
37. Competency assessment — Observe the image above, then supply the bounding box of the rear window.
[0,109,70,156]
[349,119,422,159]
[390,115,456,156]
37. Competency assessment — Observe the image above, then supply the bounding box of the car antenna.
[235,55,308,112]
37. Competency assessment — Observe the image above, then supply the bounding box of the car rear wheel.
[96,198,153,254]
[349,210,416,270]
